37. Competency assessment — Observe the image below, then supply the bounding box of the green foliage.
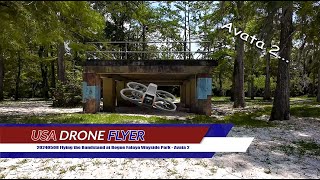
[0,1,105,103]
[51,81,82,107]
[0,1,320,104]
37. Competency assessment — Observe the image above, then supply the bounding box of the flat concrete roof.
[84,60,218,75]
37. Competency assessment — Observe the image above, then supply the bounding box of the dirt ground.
[0,100,319,179]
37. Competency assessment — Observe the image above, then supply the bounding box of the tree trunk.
[51,49,56,88]
[270,2,293,121]
[263,3,276,100]
[0,52,4,101]
[251,75,255,100]
[15,52,22,101]
[51,60,56,88]
[311,71,316,96]
[247,80,251,97]
[187,2,191,60]
[184,2,187,60]
[39,46,49,99]
[57,43,66,83]
[230,66,235,101]
[317,65,320,102]
[142,24,146,60]
[40,64,49,100]
[233,35,245,108]
[218,71,223,96]
[264,43,272,100]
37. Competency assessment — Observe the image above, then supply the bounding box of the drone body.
[120,82,177,112]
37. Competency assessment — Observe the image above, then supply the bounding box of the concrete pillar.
[196,74,212,116]
[190,76,197,112]
[103,77,116,112]
[180,83,186,107]
[116,80,126,107]
[82,73,101,113]
[185,80,191,108]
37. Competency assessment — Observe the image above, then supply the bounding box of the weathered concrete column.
[103,77,116,112]
[116,80,126,107]
[196,74,212,116]
[180,83,186,107]
[82,73,101,113]
[190,76,197,112]
[185,80,191,108]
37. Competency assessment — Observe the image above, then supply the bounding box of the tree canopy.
[0,1,319,119]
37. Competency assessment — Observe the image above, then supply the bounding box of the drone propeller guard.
[120,82,177,112]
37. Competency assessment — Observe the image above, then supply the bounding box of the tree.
[270,1,294,121]
[232,1,250,108]
[0,53,3,101]
[261,2,279,100]
[318,60,320,102]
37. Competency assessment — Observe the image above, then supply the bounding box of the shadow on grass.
[278,139,320,157]
[0,106,275,127]
[0,112,273,127]
[1,100,319,126]
[291,105,320,118]
[0,113,219,124]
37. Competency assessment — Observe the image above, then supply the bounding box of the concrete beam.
[85,66,212,75]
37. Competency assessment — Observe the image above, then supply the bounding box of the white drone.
[120,82,177,112]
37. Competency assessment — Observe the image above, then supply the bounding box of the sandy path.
[0,100,319,179]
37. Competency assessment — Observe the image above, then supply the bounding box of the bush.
[51,81,82,107]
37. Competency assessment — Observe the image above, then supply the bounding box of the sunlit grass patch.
[223,106,274,128]
[211,96,231,102]
[290,95,316,102]
[187,106,275,127]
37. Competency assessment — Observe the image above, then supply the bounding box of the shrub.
[51,81,82,107]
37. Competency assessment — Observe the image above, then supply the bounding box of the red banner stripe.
[0,127,209,143]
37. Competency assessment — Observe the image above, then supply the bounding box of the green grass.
[0,113,166,124]
[186,106,275,127]
[0,113,216,124]
[1,96,318,126]
[290,105,320,118]
[0,110,275,127]
[290,95,317,102]
[68,165,77,171]
[294,140,320,156]
[278,140,320,156]
[211,96,231,102]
